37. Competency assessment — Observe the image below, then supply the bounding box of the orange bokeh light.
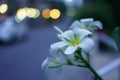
[42,9,51,19]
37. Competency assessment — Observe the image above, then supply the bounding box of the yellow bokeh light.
[42,9,51,19]
[27,8,36,18]
[0,4,8,14]
[50,9,61,19]
[16,7,40,21]
[16,8,27,20]
[26,8,40,18]
[15,16,22,23]
[33,9,40,18]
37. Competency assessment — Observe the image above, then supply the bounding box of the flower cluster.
[42,18,103,80]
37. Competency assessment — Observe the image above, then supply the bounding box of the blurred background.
[0,0,120,80]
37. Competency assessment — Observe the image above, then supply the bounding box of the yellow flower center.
[71,39,80,46]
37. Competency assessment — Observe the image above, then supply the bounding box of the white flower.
[42,57,62,69]
[50,28,94,55]
[70,18,102,32]
[42,49,67,69]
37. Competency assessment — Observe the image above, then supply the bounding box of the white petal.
[49,48,58,55]
[69,20,82,29]
[41,58,49,69]
[54,26,63,34]
[93,21,103,29]
[59,30,74,41]
[73,29,92,40]
[78,38,95,53]
[65,46,78,54]
[80,18,93,23]
[50,41,68,50]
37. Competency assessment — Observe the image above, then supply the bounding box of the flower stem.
[75,49,103,80]
[87,62,103,80]
[80,54,103,80]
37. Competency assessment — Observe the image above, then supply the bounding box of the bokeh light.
[42,9,51,19]
[16,7,40,22]
[27,8,40,18]
[0,4,8,14]
[33,9,40,18]
[50,9,61,19]
[16,8,27,21]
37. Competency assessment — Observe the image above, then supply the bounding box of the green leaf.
[113,27,120,53]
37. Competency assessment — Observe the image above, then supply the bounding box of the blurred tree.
[104,0,120,26]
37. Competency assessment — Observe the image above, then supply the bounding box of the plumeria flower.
[42,49,67,69]
[42,19,103,80]
[70,18,102,32]
[50,28,94,55]
[42,57,64,78]
[42,57,62,69]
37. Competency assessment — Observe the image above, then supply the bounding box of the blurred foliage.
[113,27,120,53]
[72,0,120,35]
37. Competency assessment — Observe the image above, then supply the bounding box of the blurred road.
[0,26,58,80]
[0,17,77,80]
